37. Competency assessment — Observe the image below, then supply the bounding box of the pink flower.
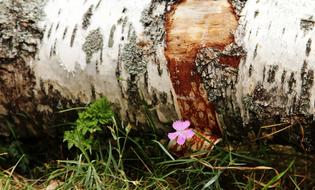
[168,120,195,145]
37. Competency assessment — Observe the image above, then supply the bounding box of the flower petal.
[177,135,186,145]
[168,132,178,140]
[173,120,191,130]
[183,129,194,139]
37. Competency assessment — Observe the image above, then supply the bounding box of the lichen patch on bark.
[82,28,104,64]
[82,5,94,30]
[0,0,44,61]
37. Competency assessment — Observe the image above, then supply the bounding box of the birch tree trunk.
[1,0,315,152]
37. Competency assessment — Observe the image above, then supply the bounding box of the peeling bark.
[165,0,240,152]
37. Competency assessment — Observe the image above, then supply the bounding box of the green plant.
[63,97,114,158]
[50,97,134,189]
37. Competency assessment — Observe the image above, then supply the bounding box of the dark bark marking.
[144,70,149,88]
[121,16,128,34]
[298,61,314,113]
[126,74,141,107]
[62,27,68,40]
[90,84,96,101]
[70,24,78,47]
[95,0,103,10]
[267,65,279,83]
[47,23,54,39]
[82,5,94,30]
[49,39,57,57]
[55,22,60,31]
[253,44,258,59]
[115,44,125,98]
[256,27,259,36]
[248,30,252,40]
[100,47,103,64]
[159,92,168,104]
[262,66,266,81]
[306,38,312,57]
[281,70,286,84]
[254,10,259,18]
[122,7,127,13]
[288,72,296,93]
[127,23,133,39]
[249,64,253,77]
[42,24,47,34]
[108,24,116,48]
[300,18,315,34]
[95,60,99,73]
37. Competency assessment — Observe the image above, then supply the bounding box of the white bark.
[236,0,315,119]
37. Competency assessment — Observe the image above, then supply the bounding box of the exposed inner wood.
[165,0,238,137]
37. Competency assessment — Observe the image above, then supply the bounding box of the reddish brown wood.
[165,0,239,152]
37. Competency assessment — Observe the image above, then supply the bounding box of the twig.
[261,123,289,129]
[197,159,276,172]
[257,124,293,140]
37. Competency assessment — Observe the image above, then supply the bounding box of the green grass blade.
[289,176,301,190]
[58,107,87,113]
[152,140,175,161]
[202,171,222,190]
[262,159,295,190]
